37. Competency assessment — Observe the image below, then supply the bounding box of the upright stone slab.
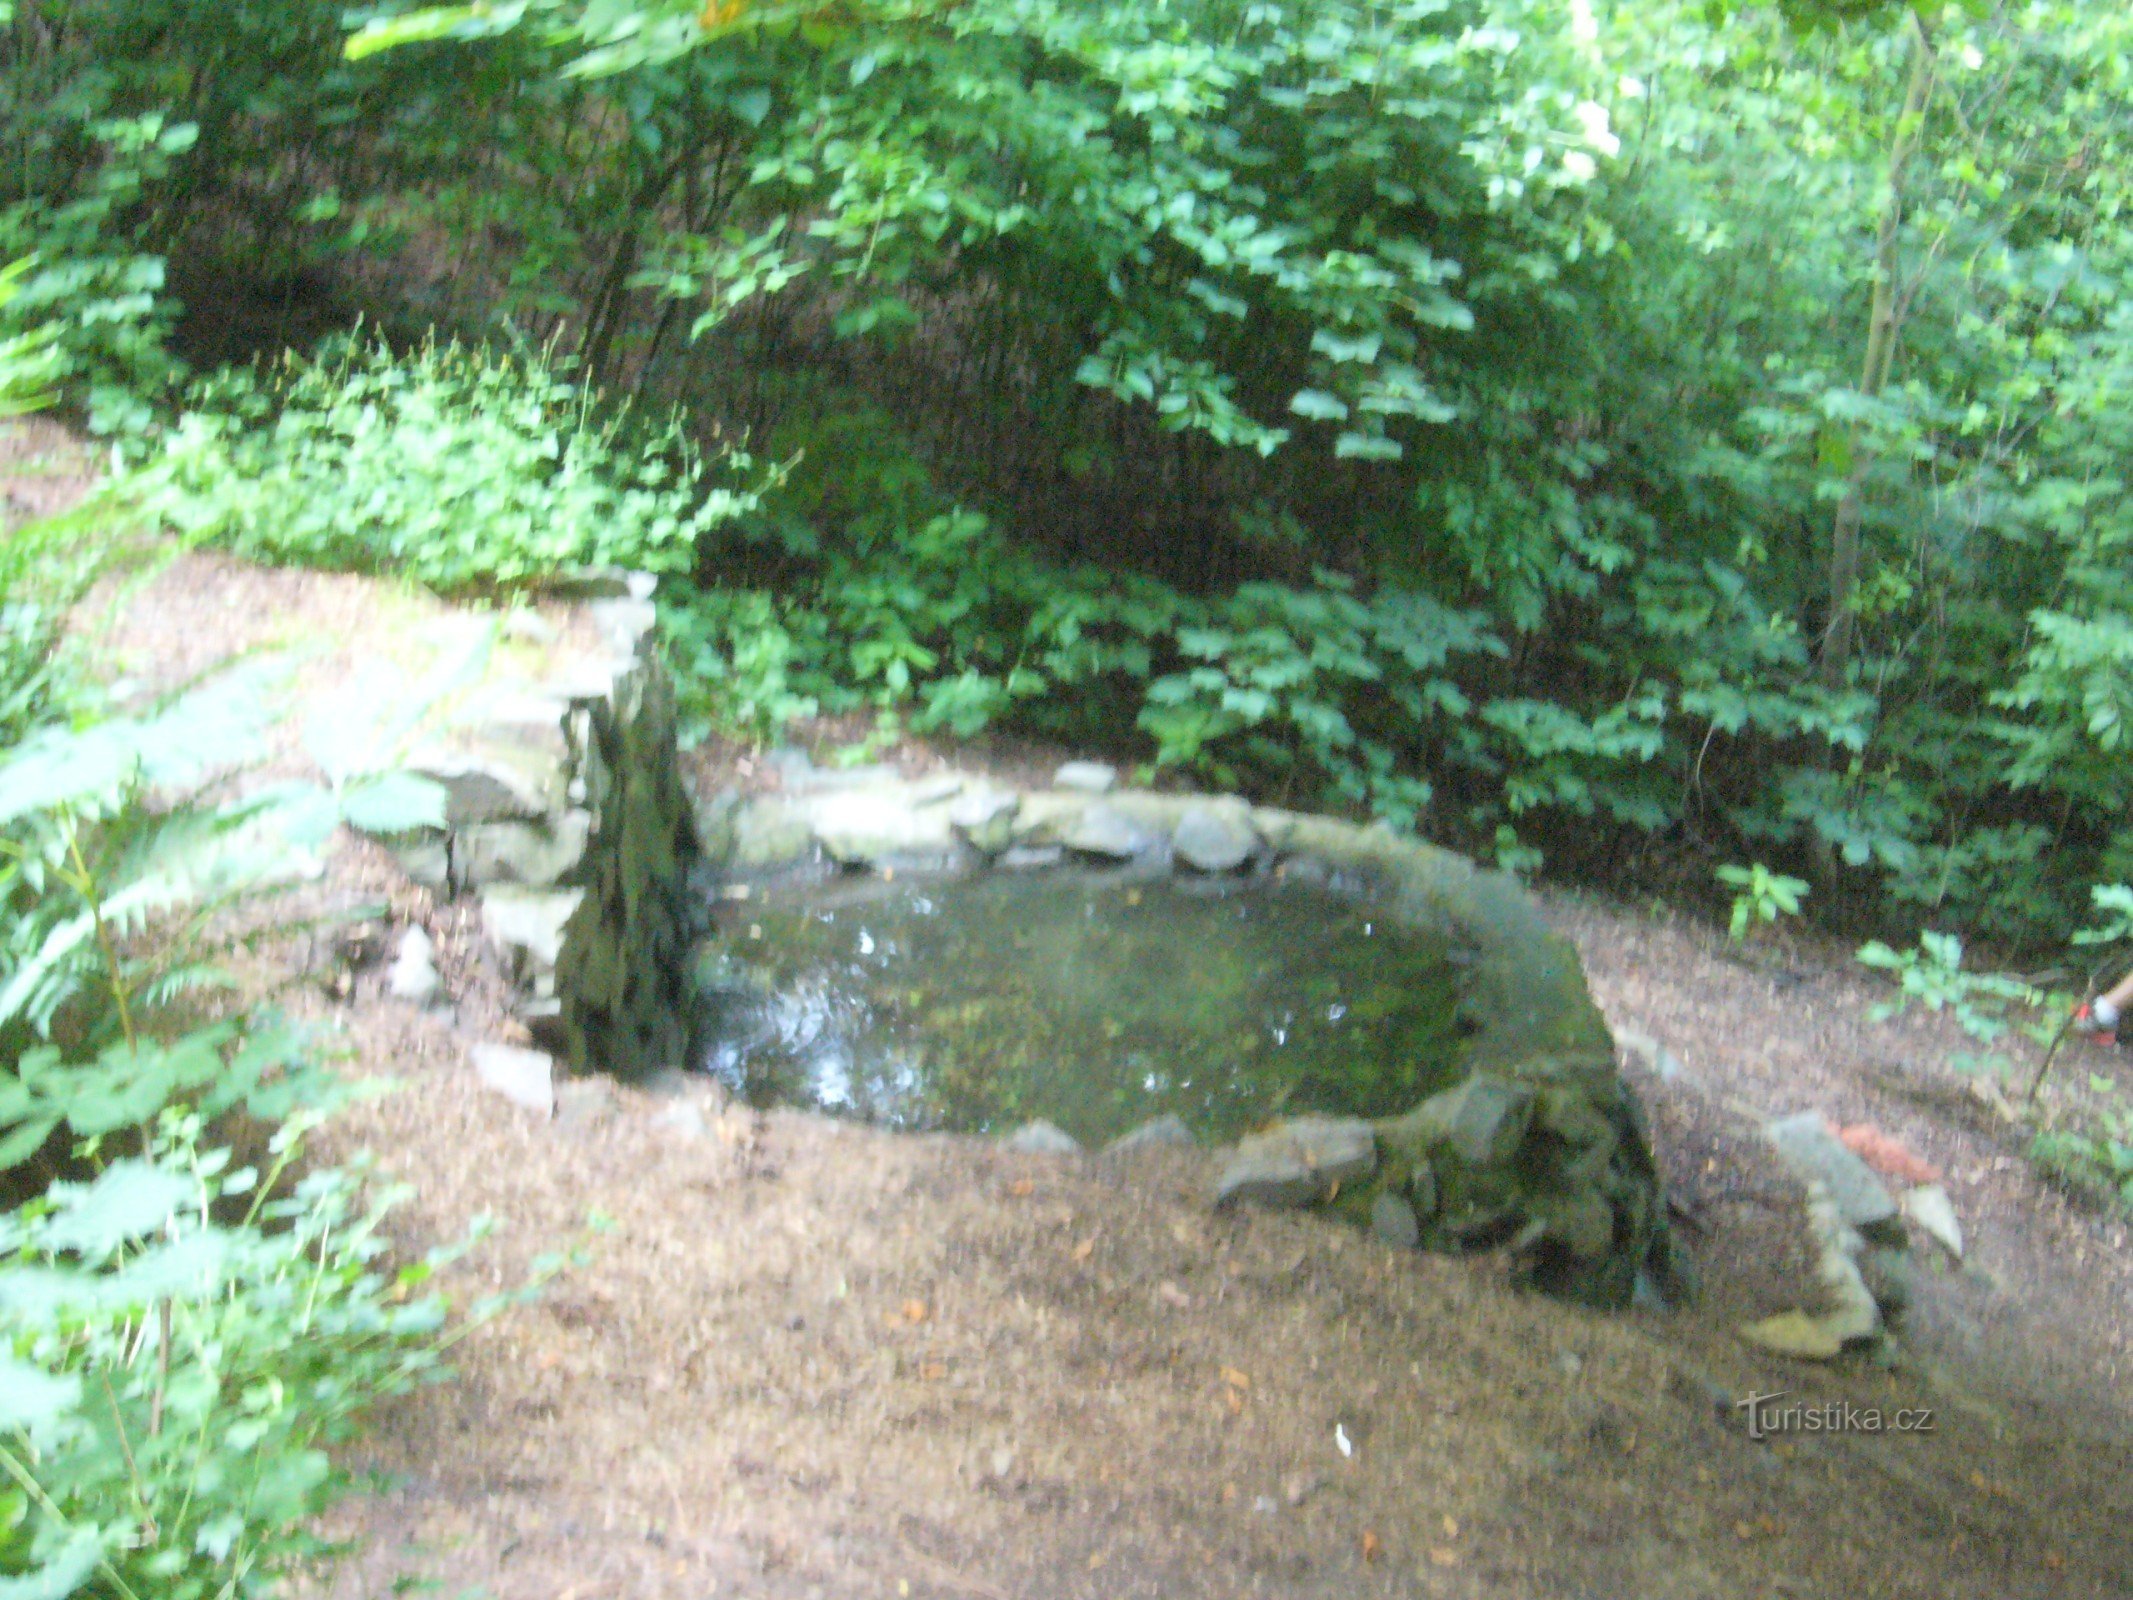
[355,571,704,1087]
[551,643,700,1083]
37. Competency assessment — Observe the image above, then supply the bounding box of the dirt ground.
[15,447,2133,1599]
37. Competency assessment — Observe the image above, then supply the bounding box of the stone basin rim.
[697,778,1620,1098]
[696,773,1675,1311]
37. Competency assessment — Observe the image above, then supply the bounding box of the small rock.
[1006,1119,1083,1156]
[1103,1114,1195,1157]
[654,1100,710,1139]
[502,609,558,645]
[1250,1495,1279,1516]
[481,885,585,975]
[1172,803,1257,873]
[1804,1187,1883,1343]
[455,810,592,890]
[1900,1183,1963,1259]
[1214,1115,1376,1210]
[639,1067,697,1099]
[1370,1189,1420,1249]
[1738,1310,1847,1361]
[383,830,451,892]
[1667,1366,1732,1419]
[998,845,1065,871]
[1764,1112,1902,1241]
[1058,803,1156,860]
[471,1042,555,1117]
[948,787,1021,855]
[386,926,440,1005]
[1053,760,1119,794]
[989,1446,1016,1481]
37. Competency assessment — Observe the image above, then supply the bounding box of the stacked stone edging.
[368,569,698,1089]
[700,765,1676,1309]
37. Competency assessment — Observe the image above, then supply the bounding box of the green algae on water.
[700,869,1469,1147]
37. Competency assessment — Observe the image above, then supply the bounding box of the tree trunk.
[1820,8,1935,693]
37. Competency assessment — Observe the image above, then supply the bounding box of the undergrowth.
[126,335,757,592]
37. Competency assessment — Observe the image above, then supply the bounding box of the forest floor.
[19,430,2133,1599]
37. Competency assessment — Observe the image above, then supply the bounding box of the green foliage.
[0,633,544,1599]
[1855,930,2048,1046]
[0,260,61,419]
[2031,1108,2133,1213]
[0,1106,541,1599]
[1716,862,1808,941]
[126,338,756,592]
[15,0,2133,961]
[0,86,193,423]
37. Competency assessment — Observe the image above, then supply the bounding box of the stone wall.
[372,571,698,1087]
[701,764,1679,1310]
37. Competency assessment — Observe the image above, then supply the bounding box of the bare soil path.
[13,431,2131,1599]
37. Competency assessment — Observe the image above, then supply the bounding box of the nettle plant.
[1854,930,2048,1047]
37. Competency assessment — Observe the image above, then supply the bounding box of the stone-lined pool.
[698,869,1469,1147]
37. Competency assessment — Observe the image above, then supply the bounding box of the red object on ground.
[1834,1121,1943,1186]
[2073,1002,2117,1046]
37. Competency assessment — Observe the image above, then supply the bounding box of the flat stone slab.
[1053,760,1118,794]
[1764,1113,1900,1238]
[1214,1115,1376,1210]
[1005,1119,1083,1156]
[471,1042,555,1117]
[408,743,555,826]
[1172,802,1257,873]
[803,787,958,866]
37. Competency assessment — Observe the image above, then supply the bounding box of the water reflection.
[699,870,1468,1146]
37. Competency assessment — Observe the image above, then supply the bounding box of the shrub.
[127,336,756,592]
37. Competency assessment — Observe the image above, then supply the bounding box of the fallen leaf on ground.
[1158,1281,1192,1308]
[1071,1237,1095,1262]
[1427,1546,1459,1567]
[901,1299,929,1324]
[1224,1388,1245,1416]
[1008,1178,1035,1198]
[1221,1366,1251,1391]
[1361,1531,1381,1562]
[1440,1514,1459,1538]
[1835,1122,1943,1185]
